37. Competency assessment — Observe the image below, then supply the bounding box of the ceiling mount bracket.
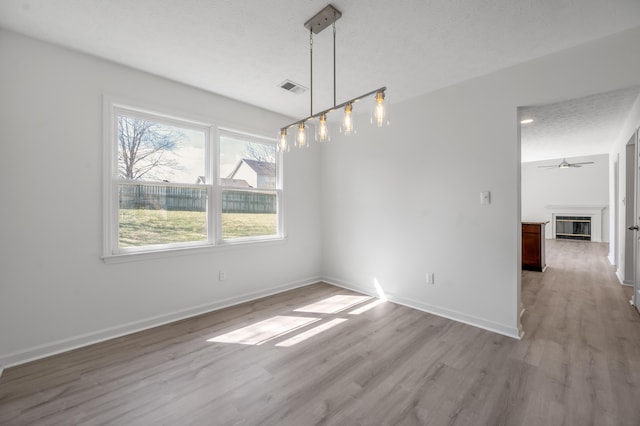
[304,4,342,34]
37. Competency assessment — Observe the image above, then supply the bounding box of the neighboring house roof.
[199,176,252,188]
[220,178,252,188]
[227,159,275,179]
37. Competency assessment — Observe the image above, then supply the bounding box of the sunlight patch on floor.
[294,294,372,314]
[276,318,348,347]
[348,299,386,315]
[207,293,384,347]
[207,315,320,345]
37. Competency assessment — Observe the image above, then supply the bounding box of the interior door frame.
[625,139,636,286]
[634,129,640,311]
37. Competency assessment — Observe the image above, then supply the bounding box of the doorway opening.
[518,85,640,331]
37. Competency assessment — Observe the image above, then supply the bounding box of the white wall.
[3,26,640,368]
[0,31,322,366]
[522,154,609,241]
[320,26,640,338]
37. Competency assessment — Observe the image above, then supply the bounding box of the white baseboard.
[322,276,522,340]
[0,277,321,369]
[616,270,634,286]
[608,253,616,266]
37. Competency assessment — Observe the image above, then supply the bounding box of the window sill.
[102,235,287,264]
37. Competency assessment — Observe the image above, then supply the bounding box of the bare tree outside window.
[243,142,276,163]
[118,116,184,181]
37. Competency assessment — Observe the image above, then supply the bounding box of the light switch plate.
[480,191,491,205]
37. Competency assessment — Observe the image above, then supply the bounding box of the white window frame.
[217,128,284,245]
[102,96,284,263]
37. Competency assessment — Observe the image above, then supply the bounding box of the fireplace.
[555,216,591,241]
[546,205,606,242]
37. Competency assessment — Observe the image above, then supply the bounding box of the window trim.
[217,128,283,244]
[102,96,284,263]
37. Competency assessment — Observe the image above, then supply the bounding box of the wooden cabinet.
[522,222,548,272]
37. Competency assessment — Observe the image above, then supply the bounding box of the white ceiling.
[521,87,640,162]
[1,1,640,160]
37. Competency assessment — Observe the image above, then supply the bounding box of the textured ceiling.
[2,1,640,161]
[520,87,640,162]
[1,0,640,121]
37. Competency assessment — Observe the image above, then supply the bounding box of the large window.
[219,130,280,240]
[103,99,282,259]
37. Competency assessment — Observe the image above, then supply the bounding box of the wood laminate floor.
[1,240,640,425]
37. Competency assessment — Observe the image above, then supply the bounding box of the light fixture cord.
[310,28,313,116]
[333,11,336,107]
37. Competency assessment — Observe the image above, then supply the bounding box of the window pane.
[220,136,276,189]
[118,114,205,184]
[115,112,209,250]
[118,183,208,247]
[107,102,283,257]
[221,190,277,239]
[219,134,279,241]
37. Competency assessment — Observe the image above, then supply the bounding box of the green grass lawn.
[119,209,277,247]
[221,212,277,240]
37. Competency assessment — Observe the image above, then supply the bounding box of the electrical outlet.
[426,272,435,284]
[219,270,226,281]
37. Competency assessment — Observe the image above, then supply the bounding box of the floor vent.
[279,80,307,94]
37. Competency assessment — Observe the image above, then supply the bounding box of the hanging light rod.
[280,86,387,132]
[279,4,389,150]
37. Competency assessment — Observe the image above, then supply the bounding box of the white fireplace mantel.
[544,205,607,242]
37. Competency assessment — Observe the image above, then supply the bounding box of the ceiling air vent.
[279,80,307,95]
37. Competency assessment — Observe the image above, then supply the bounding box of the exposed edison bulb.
[316,113,330,142]
[341,103,354,135]
[296,122,307,148]
[278,129,289,152]
[371,91,389,127]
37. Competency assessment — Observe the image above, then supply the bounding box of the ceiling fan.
[537,158,594,169]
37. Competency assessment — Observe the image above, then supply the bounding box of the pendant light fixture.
[296,121,307,148]
[316,112,330,142]
[372,91,388,127]
[341,103,354,135]
[279,4,389,151]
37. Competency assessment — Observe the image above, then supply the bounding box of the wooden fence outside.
[119,184,276,214]
[221,190,277,214]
